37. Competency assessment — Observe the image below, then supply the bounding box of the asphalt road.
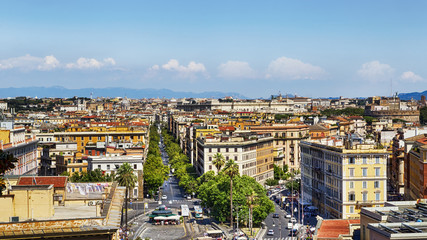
[263,200,291,239]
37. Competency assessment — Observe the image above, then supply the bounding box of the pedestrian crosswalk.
[263,237,297,240]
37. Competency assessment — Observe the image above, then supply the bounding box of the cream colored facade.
[0,185,54,222]
[301,141,389,219]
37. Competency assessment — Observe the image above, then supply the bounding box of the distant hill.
[398,90,427,100]
[0,87,247,99]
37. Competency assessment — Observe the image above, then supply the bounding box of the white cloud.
[161,59,206,74]
[38,55,60,70]
[65,57,116,69]
[218,61,256,79]
[265,57,325,80]
[0,54,60,71]
[149,64,160,71]
[400,71,424,82]
[147,59,207,79]
[357,61,394,82]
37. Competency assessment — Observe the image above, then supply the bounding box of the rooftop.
[317,219,360,239]
[17,176,68,188]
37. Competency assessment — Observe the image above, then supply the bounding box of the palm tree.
[116,162,138,230]
[223,159,239,229]
[212,153,225,173]
[246,190,258,235]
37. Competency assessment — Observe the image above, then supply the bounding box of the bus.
[181,205,190,218]
[194,205,203,218]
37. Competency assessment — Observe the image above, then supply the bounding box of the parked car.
[267,229,274,236]
[285,214,292,218]
[287,222,293,229]
[273,213,279,218]
[162,195,167,200]
[187,195,192,200]
[291,217,296,223]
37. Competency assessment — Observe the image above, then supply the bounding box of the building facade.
[301,141,389,219]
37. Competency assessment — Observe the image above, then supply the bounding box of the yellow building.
[0,185,55,222]
[255,137,275,183]
[301,140,389,219]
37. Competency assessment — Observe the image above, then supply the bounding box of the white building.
[88,154,144,199]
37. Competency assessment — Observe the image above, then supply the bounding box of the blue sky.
[0,1,426,98]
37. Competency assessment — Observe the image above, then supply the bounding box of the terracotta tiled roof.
[317,219,360,239]
[17,176,68,188]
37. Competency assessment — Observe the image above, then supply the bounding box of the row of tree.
[162,127,274,228]
[161,128,198,195]
[143,124,169,196]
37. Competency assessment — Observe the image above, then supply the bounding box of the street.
[129,132,213,240]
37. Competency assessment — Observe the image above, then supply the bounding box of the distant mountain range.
[398,90,427,100]
[0,87,247,99]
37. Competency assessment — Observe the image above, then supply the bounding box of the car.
[162,195,167,200]
[273,213,279,218]
[287,222,293,229]
[187,195,192,200]
[290,217,296,223]
[267,229,274,236]
[285,214,292,218]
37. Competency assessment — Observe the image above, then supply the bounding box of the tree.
[265,178,279,186]
[0,150,18,175]
[273,165,284,180]
[116,162,138,230]
[246,190,258,235]
[223,159,239,228]
[212,153,225,173]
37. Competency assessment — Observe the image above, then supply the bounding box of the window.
[350,206,354,213]
[209,165,212,170]
[349,193,355,201]
[363,192,368,202]
[98,165,101,169]
[362,181,367,188]
[217,148,220,152]
[209,148,212,153]
[107,165,110,170]
[363,157,367,164]
[349,181,354,188]
[349,168,354,177]
[374,181,380,188]
[226,156,229,160]
[375,167,380,177]
[209,156,212,161]
[134,164,137,169]
[98,136,101,140]
[235,148,237,152]
[234,156,238,161]
[81,137,84,140]
[226,148,229,152]
[89,136,92,141]
[349,157,355,164]
[79,167,82,172]
[362,168,367,177]
[375,192,380,201]
[72,168,75,172]
[375,156,380,164]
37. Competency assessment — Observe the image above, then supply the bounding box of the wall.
[11,187,54,220]
[0,196,14,222]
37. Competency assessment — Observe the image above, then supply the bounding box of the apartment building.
[403,134,427,200]
[36,127,147,154]
[1,126,38,175]
[88,154,144,199]
[195,133,274,184]
[39,142,78,176]
[300,139,389,219]
[251,124,309,170]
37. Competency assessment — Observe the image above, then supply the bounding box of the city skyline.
[1,1,426,98]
